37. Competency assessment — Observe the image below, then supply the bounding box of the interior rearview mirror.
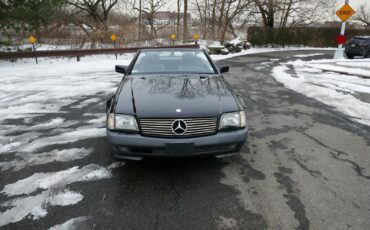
[219,65,229,73]
[115,65,127,74]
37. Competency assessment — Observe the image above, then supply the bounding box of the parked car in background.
[207,45,230,55]
[345,36,370,59]
[207,38,251,55]
[106,48,248,160]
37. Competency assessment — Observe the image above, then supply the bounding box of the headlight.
[219,111,246,130]
[107,114,138,132]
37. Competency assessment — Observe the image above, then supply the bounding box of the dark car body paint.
[114,75,240,118]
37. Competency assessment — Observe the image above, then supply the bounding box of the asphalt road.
[1,50,370,230]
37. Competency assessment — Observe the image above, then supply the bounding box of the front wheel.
[365,51,370,59]
[346,53,354,59]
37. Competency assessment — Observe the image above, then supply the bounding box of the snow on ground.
[0,148,93,171]
[48,216,90,230]
[272,59,370,126]
[293,53,325,58]
[0,54,131,227]
[2,164,112,196]
[0,163,121,227]
[0,54,133,122]
[210,47,335,61]
[290,59,370,78]
[0,189,83,226]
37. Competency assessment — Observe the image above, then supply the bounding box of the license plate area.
[165,143,194,155]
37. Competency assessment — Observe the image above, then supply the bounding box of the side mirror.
[219,65,229,73]
[115,65,127,74]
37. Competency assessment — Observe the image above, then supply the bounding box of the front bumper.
[106,128,248,160]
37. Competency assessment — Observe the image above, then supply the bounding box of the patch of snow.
[229,37,242,45]
[272,64,370,126]
[0,160,124,227]
[49,190,84,206]
[48,216,89,230]
[70,98,102,109]
[0,189,83,227]
[208,45,225,49]
[19,127,105,153]
[108,161,126,169]
[303,63,370,78]
[0,118,78,136]
[87,114,106,127]
[1,164,111,196]
[0,142,22,153]
[29,118,65,129]
[293,53,324,58]
[0,148,93,171]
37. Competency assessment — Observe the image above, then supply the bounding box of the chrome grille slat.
[139,117,217,137]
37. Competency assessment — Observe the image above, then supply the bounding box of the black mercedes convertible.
[106,48,248,160]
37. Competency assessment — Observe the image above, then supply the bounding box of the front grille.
[139,117,218,137]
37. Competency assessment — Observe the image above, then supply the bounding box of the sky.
[336,0,367,10]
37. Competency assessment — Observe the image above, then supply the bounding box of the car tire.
[365,51,370,59]
[346,54,354,59]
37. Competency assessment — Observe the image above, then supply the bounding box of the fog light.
[119,146,130,153]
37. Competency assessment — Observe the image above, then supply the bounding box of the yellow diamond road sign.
[336,4,355,22]
[170,33,176,40]
[110,34,117,42]
[28,35,36,44]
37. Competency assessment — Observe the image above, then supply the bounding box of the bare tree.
[133,0,168,39]
[193,0,253,43]
[354,4,370,28]
[219,0,253,43]
[66,0,119,31]
[194,0,210,38]
[64,0,120,47]
[138,0,142,39]
[252,0,334,28]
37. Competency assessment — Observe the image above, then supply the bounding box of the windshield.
[131,50,216,74]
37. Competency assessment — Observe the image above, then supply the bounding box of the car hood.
[115,75,240,118]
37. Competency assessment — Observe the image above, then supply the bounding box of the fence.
[0,44,200,60]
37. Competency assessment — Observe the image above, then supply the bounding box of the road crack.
[274,171,310,230]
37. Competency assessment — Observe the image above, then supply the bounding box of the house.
[142,11,191,26]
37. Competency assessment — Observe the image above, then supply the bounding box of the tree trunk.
[267,0,274,28]
[138,0,142,39]
[182,0,188,44]
[217,0,226,42]
[211,0,216,40]
[177,0,181,37]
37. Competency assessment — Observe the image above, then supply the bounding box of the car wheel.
[346,54,354,59]
[365,51,370,59]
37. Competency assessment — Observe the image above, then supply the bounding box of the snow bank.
[272,59,370,126]
[48,216,89,230]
